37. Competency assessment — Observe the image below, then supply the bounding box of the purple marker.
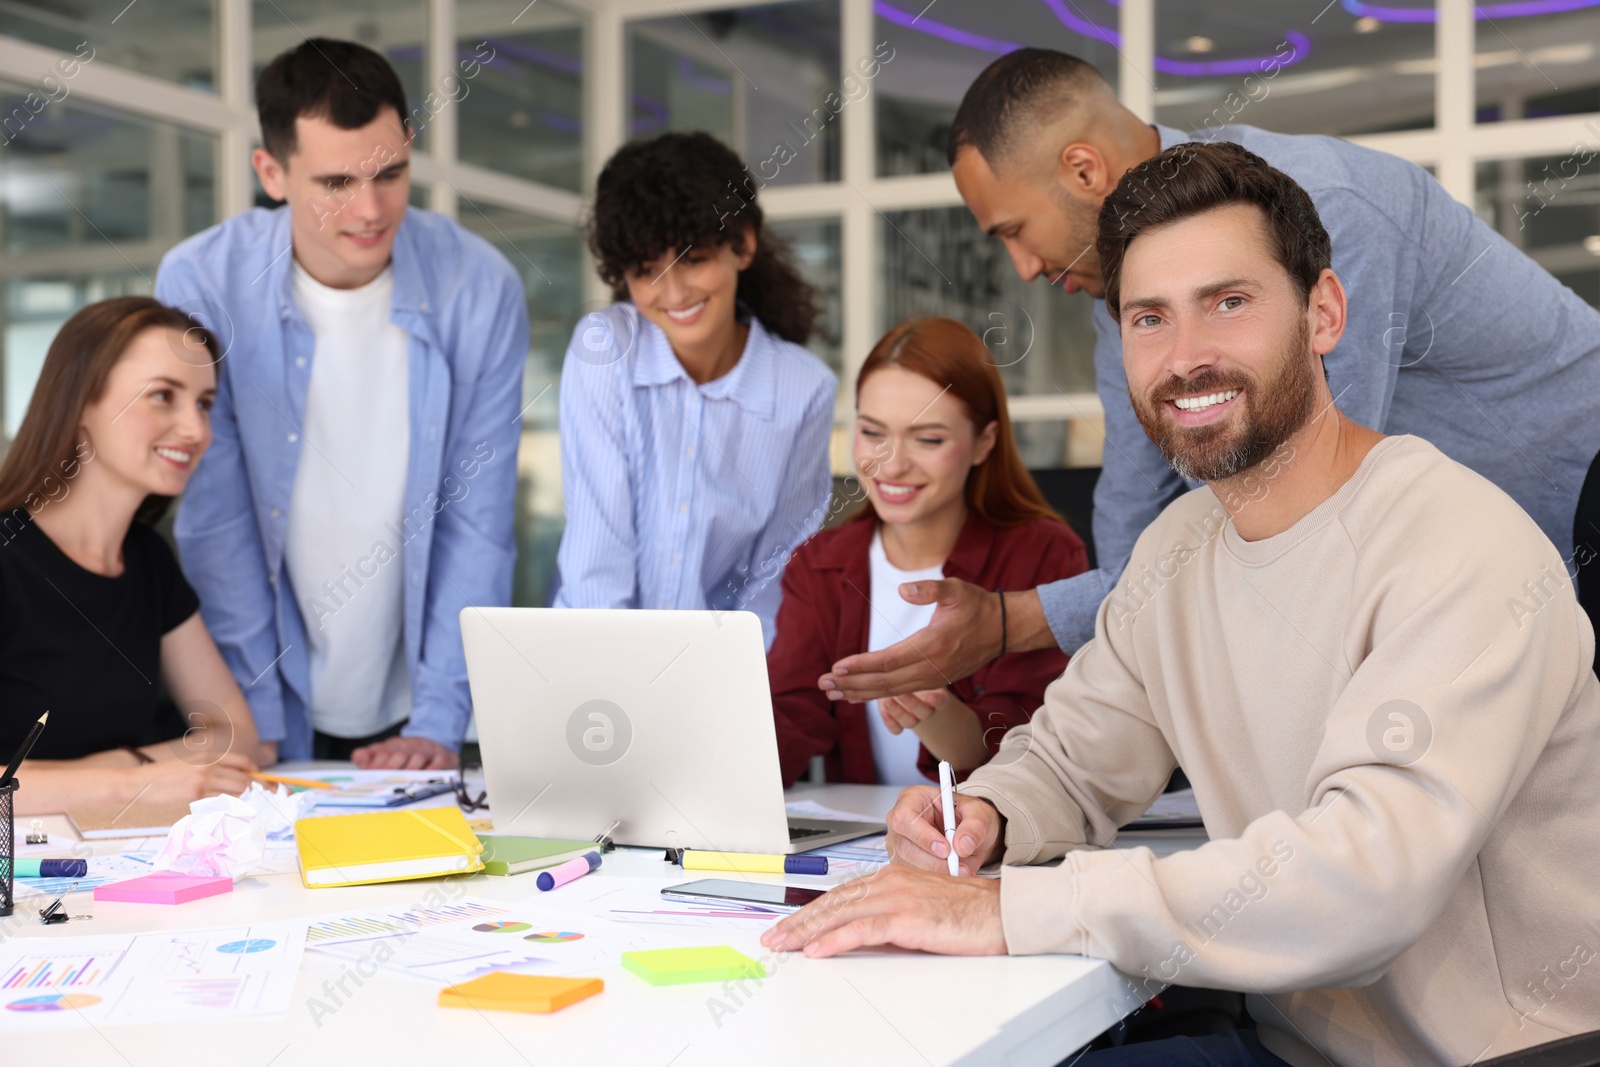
[15,858,87,878]
[537,851,602,891]
[782,856,828,876]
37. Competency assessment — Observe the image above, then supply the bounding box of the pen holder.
[0,779,14,918]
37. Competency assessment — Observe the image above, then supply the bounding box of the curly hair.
[586,132,822,346]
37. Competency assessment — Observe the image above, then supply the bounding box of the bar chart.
[2,953,105,990]
[306,898,509,944]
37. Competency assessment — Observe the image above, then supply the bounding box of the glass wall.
[1475,5,1600,123]
[874,0,1122,177]
[769,216,843,374]
[1476,154,1600,311]
[0,78,217,433]
[628,0,842,187]
[252,0,430,148]
[1154,1,1435,136]
[4,273,151,436]
[3,0,216,91]
[455,201,586,608]
[457,0,585,191]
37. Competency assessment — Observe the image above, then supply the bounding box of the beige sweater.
[962,436,1600,1066]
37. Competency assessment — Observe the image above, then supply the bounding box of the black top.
[0,509,198,761]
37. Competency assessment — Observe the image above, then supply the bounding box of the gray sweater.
[964,436,1600,1066]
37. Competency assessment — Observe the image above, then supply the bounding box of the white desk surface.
[3,772,1203,1067]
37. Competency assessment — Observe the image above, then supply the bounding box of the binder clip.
[39,885,91,925]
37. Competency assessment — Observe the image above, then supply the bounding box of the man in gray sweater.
[763,142,1600,1066]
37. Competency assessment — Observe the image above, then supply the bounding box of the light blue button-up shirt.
[155,206,527,759]
[553,303,837,646]
[1038,122,1600,652]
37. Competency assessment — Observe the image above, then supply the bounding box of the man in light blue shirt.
[823,48,1600,702]
[155,39,525,767]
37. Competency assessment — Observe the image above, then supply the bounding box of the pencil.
[1,711,48,786]
[251,771,337,791]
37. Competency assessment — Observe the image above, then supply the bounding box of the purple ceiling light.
[874,0,1312,77]
[1341,0,1600,20]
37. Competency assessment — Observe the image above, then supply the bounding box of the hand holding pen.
[883,772,1004,875]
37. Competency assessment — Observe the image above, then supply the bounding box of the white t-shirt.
[284,261,411,739]
[865,528,944,786]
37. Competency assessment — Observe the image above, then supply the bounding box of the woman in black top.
[0,297,260,815]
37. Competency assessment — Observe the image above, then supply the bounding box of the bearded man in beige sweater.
[763,140,1600,1067]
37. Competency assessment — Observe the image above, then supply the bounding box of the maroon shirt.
[767,510,1088,787]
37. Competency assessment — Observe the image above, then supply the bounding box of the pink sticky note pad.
[92,873,233,905]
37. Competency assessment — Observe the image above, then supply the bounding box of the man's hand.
[352,736,459,770]
[886,784,1004,874]
[256,741,279,768]
[759,865,1006,958]
[819,579,1002,703]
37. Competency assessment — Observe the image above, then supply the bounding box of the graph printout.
[304,896,511,946]
[0,922,307,1028]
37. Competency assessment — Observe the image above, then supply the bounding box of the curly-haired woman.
[553,132,838,648]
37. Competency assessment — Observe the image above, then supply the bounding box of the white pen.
[938,760,960,876]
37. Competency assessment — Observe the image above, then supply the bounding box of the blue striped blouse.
[553,303,838,648]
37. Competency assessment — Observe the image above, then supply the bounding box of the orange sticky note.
[438,972,603,1014]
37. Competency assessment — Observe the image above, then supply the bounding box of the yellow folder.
[295,806,485,888]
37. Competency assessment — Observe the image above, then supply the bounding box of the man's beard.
[1132,317,1318,483]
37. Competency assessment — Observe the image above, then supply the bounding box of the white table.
[2,776,1202,1066]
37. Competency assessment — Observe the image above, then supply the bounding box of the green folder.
[621,946,766,986]
[478,835,598,876]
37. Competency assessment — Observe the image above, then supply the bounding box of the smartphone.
[661,879,826,913]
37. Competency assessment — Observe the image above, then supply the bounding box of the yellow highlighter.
[679,850,828,875]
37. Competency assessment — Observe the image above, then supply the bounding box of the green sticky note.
[621,946,766,986]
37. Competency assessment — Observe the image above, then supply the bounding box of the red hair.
[853,317,1065,529]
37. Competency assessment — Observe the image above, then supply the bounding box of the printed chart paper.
[304,896,512,947]
[0,922,307,1028]
[306,895,683,984]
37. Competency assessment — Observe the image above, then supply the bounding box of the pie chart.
[7,994,102,1012]
[472,922,531,934]
[218,939,277,954]
[523,931,585,943]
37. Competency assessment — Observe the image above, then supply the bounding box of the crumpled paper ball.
[238,780,317,840]
[153,783,316,879]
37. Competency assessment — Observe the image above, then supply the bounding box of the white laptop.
[461,607,884,853]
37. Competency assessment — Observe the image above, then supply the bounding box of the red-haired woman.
[768,317,1087,787]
